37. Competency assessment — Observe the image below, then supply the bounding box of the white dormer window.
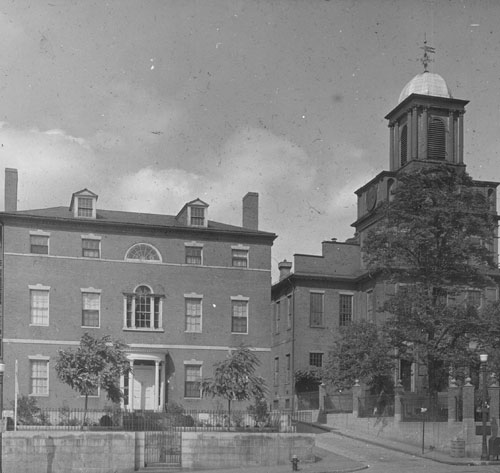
[189,206,206,226]
[70,189,98,219]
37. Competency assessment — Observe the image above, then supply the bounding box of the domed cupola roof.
[398,71,452,103]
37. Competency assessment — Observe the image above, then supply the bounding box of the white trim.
[81,291,101,329]
[183,359,203,365]
[184,292,203,299]
[231,244,250,250]
[184,241,204,247]
[185,295,203,333]
[81,233,102,240]
[29,284,51,291]
[29,230,51,236]
[5,252,271,273]
[230,295,249,301]
[124,243,162,263]
[28,355,50,360]
[309,289,325,294]
[4,338,271,352]
[81,287,102,293]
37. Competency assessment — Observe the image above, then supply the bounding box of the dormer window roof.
[69,189,98,219]
[176,198,209,228]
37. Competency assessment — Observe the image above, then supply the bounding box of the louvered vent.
[428,117,446,160]
[400,125,408,166]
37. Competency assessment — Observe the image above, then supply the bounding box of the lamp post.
[480,353,489,461]
[0,361,5,473]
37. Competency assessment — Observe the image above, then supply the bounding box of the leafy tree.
[363,165,498,395]
[201,345,266,424]
[55,333,131,423]
[323,321,394,394]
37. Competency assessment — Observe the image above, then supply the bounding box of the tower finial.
[420,34,435,72]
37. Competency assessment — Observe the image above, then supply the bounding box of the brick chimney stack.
[242,192,259,230]
[278,260,292,280]
[5,168,18,212]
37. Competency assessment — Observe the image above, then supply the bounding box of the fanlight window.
[125,243,161,262]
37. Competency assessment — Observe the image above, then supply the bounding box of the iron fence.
[358,394,394,417]
[12,407,293,432]
[400,394,448,422]
[296,391,319,410]
[324,393,353,413]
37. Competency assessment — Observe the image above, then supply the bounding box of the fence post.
[488,374,499,422]
[461,377,476,451]
[448,378,459,423]
[319,383,326,412]
[394,379,404,423]
[352,380,361,418]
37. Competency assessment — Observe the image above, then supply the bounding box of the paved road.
[316,432,498,473]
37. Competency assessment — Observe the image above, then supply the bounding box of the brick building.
[271,67,500,409]
[0,169,276,411]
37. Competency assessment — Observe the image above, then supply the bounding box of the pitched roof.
[11,206,275,237]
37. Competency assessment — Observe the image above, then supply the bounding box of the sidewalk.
[321,423,500,467]
[177,445,366,473]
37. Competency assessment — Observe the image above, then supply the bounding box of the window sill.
[122,327,165,332]
[231,332,248,335]
[29,393,49,397]
[309,325,325,329]
[183,396,202,400]
[82,325,100,329]
[29,324,49,327]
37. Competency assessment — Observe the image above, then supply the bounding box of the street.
[315,432,499,473]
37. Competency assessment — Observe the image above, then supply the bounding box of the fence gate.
[144,430,181,467]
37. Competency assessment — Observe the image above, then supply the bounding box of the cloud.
[0,123,95,210]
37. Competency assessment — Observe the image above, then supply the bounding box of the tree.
[55,333,131,423]
[201,345,266,424]
[363,165,498,395]
[323,321,394,394]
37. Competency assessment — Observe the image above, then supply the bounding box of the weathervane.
[420,35,435,72]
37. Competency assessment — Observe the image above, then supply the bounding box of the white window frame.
[183,360,202,399]
[231,295,249,334]
[125,243,162,263]
[29,356,49,397]
[309,352,324,368]
[231,244,249,268]
[29,230,50,255]
[309,290,325,327]
[81,288,101,328]
[81,234,102,258]
[188,205,207,227]
[185,293,203,333]
[29,284,50,326]
[184,242,203,265]
[123,284,164,331]
[339,292,354,326]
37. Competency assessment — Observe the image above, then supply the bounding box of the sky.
[1,0,500,281]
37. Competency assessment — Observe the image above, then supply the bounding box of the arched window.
[428,117,446,160]
[125,285,163,330]
[125,243,161,262]
[400,125,408,166]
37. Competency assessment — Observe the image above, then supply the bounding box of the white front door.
[133,366,155,410]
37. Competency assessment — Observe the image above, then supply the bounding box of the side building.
[271,66,500,410]
[0,169,276,412]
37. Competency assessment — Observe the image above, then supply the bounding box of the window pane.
[78,198,93,217]
[186,298,202,332]
[82,239,100,258]
[31,290,49,325]
[185,365,201,398]
[190,207,205,226]
[339,294,353,326]
[232,249,248,267]
[126,244,160,261]
[30,235,49,255]
[231,300,248,333]
[82,293,100,327]
[31,360,48,395]
[309,353,323,367]
[310,293,323,327]
[185,247,202,265]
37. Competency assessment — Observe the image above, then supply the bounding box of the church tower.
[352,42,498,265]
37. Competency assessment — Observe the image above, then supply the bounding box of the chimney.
[278,260,292,280]
[242,192,259,230]
[5,168,18,212]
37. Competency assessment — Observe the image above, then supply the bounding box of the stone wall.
[2,431,140,473]
[182,432,316,469]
